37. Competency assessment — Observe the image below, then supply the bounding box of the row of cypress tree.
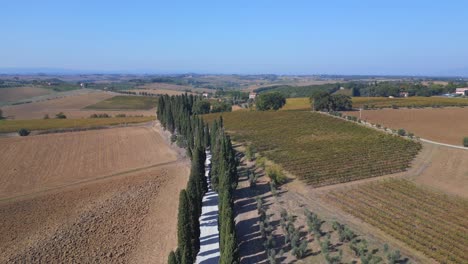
[210,117,239,263]
[159,94,239,264]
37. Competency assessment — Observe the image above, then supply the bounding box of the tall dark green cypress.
[177,190,192,264]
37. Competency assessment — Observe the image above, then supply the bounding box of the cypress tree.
[177,190,192,264]
[168,251,178,264]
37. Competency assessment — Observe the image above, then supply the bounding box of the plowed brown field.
[0,126,177,199]
[344,107,468,146]
[0,124,189,264]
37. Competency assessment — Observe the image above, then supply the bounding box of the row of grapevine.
[203,111,421,187]
[324,179,468,263]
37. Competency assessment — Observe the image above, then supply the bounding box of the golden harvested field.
[280,97,310,110]
[324,179,468,264]
[0,86,52,103]
[0,124,189,263]
[344,107,468,146]
[0,126,177,199]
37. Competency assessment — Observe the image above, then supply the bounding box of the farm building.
[249,92,257,99]
[399,92,409,97]
[202,92,209,98]
[455,87,468,95]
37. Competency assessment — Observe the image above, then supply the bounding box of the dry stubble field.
[0,126,176,199]
[0,86,52,103]
[344,107,468,146]
[0,124,189,263]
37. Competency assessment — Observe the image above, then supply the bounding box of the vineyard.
[203,111,421,187]
[324,179,468,264]
[353,96,468,108]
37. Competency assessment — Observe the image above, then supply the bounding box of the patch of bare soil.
[344,107,468,146]
[137,83,216,94]
[408,143,468,198]
[0,162,189,264]
[0,126,178,200]
[0,86,52,102]
[125,88,194,96]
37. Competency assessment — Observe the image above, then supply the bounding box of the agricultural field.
[324,179,468,264]
[0,125,189,263]
[0,116,154,133]
[123,88,194,96]
[279,96,468,111]
[344,107,468,146]
[0,126,176,199]
[136,82,216,94]
[0,86,52,103]
[85,95,158,110]
[280,97,310,111]
[204,111,421,187]
[352,96,468,108]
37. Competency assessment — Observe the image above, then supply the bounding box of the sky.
[1,0,468,76]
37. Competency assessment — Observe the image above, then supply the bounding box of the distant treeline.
[158,94,239,264]
[255,81,468,98]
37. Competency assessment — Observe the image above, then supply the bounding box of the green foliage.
[55,112,67,119]
[18,128,30,136]
[89,113,111,118]
[256,92,286,111]
[193,100,211,114]
[397,128,406,136]
[168,251,178,264]
[248,171,258,188]
[464,137,468,147]
[0,109,3,119]
[311,91,352,111]
[255,156,266,170]
[245,145,255,161]
[266,164,287,186]
[86,95,159,110]
[203,111,421,187]
[43,114,49,119]
[211,100,232,113]
[387,250,401,264]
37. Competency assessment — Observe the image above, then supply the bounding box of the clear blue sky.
[1,0,467,76]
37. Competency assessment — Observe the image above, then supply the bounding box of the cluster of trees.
[158,94,238,264]
[255,80,468,98]
[311,91,352,111]
[256,92,286,111]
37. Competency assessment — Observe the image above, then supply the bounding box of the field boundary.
[419,138,468,150]
[0,160,183,203]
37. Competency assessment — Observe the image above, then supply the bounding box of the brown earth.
[344,107,468,146]
[125,88,193,96]
[0,125,177,200]
[0,86,52,102]
[1,91,155,119]
[0,124,189,263]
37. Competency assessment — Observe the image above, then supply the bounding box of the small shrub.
[18,128,30,136]
[43,114,49,119]
[245,145,255,161]
[391,104,399,109]
[256,156,266,170]
[266,164,287,185]
[55,112,67,119]
[115,113,126,117]
[248,171,259,188]
[397,129,406,136]
[464,137,468,147]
